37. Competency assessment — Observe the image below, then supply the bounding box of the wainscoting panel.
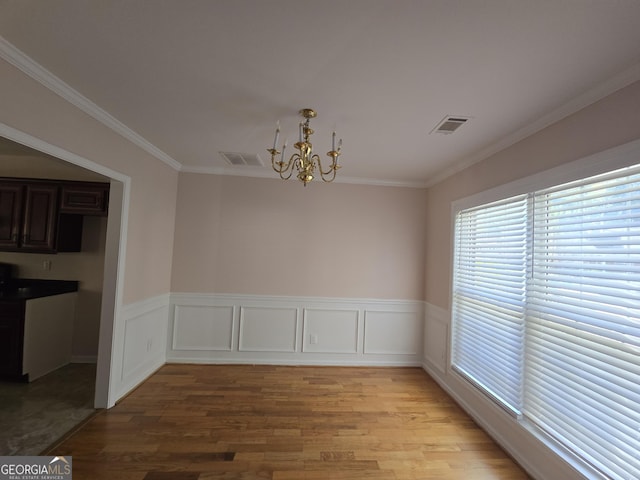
[423,302,449,374]
[115,294,170,401]
[173,305,234,351]
[239,306,298,352]
[363,310,422,355]
[168,294,424,366]
[303,308,359,354]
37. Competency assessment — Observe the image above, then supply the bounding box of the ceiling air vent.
[431,116,470,135]
[219,151,264,167]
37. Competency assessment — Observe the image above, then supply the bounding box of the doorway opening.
[0,130,126,453]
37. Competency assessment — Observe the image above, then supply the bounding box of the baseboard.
[169,357,424,367]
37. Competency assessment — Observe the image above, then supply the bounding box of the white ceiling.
[1,1,640,187]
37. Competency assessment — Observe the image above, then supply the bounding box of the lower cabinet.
[0,293,76,381]
[0,301,25,379]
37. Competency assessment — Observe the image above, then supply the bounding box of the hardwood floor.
[46,365,531,479]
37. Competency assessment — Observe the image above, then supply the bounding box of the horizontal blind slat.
[527,164,640,480]
[453,194,527,413]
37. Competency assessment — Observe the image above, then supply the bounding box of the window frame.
[449,138,640,480]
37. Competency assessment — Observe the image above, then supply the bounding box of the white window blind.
[452,195,528,413]
[526,168,640,480]
[452,163,640,480]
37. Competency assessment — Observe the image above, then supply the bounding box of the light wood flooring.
[46,364,531,480]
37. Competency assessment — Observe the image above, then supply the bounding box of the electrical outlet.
[42,260,52,271]
[310,334,318,345]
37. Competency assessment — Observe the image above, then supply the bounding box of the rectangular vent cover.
[431,116,470,134]
[220,151,264,166]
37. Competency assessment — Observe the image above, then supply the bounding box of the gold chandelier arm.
[278,163,295,180]
[270,148,298,180]
[320,168,338,183]
[315,151,341,179]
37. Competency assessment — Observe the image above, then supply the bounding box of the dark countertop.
[0,279,79,301]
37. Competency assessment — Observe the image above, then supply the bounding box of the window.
[452,194,528,414]
[452,163,640,480]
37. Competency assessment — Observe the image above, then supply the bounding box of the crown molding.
[179,164,429,188]
[4,33,637,190]
[1,35,420,188]
[424,62,640,188]
[0,35,182,171]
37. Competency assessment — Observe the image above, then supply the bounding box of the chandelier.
[268,108,342,186]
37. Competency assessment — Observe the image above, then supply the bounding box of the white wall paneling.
[423,302,449,374]
[303,308,359,354]
[168,293,424,366]
[173,305,234,351]
[239,306,298,352]
[112,294,170,401]
[363,310,422,355]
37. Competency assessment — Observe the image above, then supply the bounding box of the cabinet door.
[60,182,109,215]
[0,183,23,249]
[21,184,59,252]
[0,301,25,378]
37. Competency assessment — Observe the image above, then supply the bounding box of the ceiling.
[1,1,640,187]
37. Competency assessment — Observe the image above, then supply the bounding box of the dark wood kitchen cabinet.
[0,300,25,379]
[0,181,62,253]
[59,182,109,216]
[20,183,59,252]
[0,182,23,249]
[0,178,108,253]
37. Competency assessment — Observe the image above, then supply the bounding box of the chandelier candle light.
[268,108,342,186]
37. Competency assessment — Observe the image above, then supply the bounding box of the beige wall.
[0,57,178,304]
[171,174,428,300]
[425,80,640,309]
[0,154,108,181]
[5,51,639,311]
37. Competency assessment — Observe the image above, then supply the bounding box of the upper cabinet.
[0,182,24,249]
[0,178,109,254]
[60,182,109,216]
[21,183,59,252]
